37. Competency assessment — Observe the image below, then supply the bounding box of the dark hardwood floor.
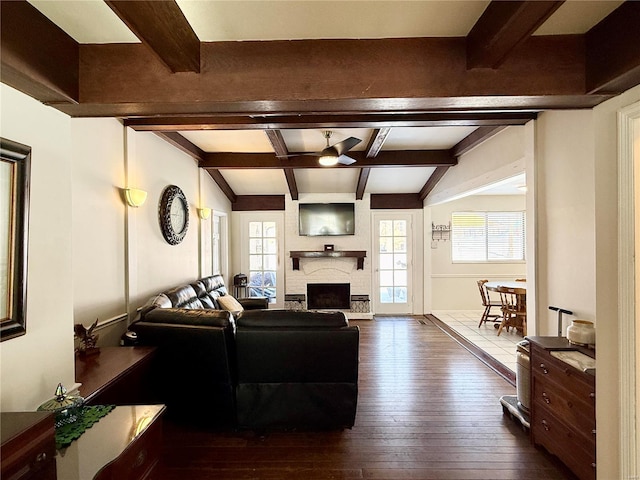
[157,316,575,480]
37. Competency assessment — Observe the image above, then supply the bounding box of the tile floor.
[432,309,525,373]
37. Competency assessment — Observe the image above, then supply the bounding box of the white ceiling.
[26,0,622,199]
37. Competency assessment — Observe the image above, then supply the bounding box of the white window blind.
[451,211,525,262]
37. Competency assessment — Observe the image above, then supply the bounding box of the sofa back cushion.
[165,285,204,309]
[236,309,348,329]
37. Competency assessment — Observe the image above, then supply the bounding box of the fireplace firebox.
[307,283,350,310]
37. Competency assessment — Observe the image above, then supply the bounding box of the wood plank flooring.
[157,316,576,480]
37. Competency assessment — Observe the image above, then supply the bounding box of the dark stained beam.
[0,0,79,104]
[201,150,456,169]
[355,128,392,200]
[232,195,285,211]
[418,166,450,201]
[467,1,564,69]
[105,0,200,73]
[370,194,423,210]
[586,1,640,94]
[154,132,204,161]
[365,128,392,157]
[125,113,537,131]
[205,169,236,204]
[451,126,508,157]
[356,169,371,201]
[51,36,609,118]
[265,129,298,200]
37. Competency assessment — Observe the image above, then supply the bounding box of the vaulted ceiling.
[2,1,639,208]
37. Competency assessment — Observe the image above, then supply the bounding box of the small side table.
[56,404,165,480]
[233,284,247,299]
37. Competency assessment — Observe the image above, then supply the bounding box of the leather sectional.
[129,275,359,431]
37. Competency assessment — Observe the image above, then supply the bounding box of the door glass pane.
[248,221,277,303]
[377,218,409,305]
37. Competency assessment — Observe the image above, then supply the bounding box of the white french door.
[240,213,284,308]
[373,213,413,314]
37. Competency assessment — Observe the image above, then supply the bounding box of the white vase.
[567,320,596,347]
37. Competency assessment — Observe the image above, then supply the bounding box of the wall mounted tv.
[299,203,355,236]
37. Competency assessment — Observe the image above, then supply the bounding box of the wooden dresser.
[528,337,596,480]
[1,411,57,480]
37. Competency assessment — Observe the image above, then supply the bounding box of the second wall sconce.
[198,207,211,220]
[124,188,148,208]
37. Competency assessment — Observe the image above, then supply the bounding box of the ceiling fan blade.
[283,152,323,158]
[338,155,357,166]
[333,137,362,156]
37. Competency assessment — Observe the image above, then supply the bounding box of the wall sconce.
[198,207,211,220]
[124,188,147,208]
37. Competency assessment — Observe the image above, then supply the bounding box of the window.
[451,211,525,262]
[248,221,277,303]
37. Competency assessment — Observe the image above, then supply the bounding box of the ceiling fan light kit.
[291,130,361,167]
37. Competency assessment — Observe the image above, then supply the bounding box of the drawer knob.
[35,452,47,462]
[133,449,147,469]
[542,392,551,404]
[591,463,596,469]
[542,420,550,431]
[589,392,595,399]
[539,363,548,374]
[567,400,573,408]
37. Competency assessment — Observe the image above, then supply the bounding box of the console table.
[290,250,366,270]
[76,346,157,405]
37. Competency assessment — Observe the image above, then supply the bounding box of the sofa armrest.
[238,297,268,310]
[140,307,233,328]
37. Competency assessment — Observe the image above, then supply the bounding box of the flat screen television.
[299,203,355,236]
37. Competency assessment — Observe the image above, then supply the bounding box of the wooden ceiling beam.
[265,129,299,200]
[201,150,456,169]
[125,113,537,131]
[365,128,392,158]
[205,169,236,204]
[0,0,79,104]
[586,1,640,94]
[356,169,371,201]
[154,131,204,161]
[467,1,564,69]
[451,125,509,157]
[418,166,450,201]
[105,0,200,73]
[46,35,613,117]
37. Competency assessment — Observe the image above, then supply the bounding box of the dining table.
[484,280,526,292]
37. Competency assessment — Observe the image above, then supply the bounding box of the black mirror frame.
[0,137,31,341]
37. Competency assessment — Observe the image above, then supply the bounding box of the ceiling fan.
[290,131,362,166]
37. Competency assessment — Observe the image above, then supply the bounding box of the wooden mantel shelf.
[290,251,367,270]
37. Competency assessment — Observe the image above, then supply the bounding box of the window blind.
[451,211,525,262]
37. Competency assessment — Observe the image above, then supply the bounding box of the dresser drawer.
[531,347,595,404]
[94,413,163,480]
[532,372,595,435]
[1,412,56,480]
[532,403,595,480]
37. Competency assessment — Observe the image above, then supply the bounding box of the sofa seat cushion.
[236,309,348,328]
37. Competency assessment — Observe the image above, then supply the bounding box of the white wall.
[427,126,527,206]
[535,111,598,332]
[0,85,232,411]
[0,85,75,411]
[428,194,527,310]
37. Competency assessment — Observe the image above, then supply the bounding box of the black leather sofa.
[235,309,359,430]
[129,275,360,431]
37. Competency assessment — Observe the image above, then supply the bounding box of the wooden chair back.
[477,279,491,307]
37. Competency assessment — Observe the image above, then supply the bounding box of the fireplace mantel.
[290,250,366,270]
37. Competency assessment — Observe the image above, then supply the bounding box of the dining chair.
[496,286,527,336]
[477,280,502,327]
